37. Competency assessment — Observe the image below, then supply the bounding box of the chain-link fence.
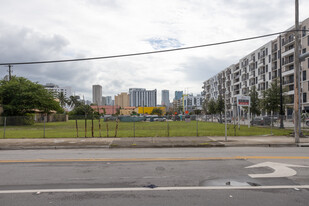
[0,114,306,139]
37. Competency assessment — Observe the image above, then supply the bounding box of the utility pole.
[294,0,300,143]
[279,35,284,129]
[7,65,12,81]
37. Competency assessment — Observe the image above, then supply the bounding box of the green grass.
[0,120,293,139]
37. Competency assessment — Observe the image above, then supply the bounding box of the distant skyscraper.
[105,96,112,105]
[129,88,157,107]
[102,96,107,106]
[175,91,183,101]
[92,85,102,105]
[161,90,170,107]
[115,93,130,107]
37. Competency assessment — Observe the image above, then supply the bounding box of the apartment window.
[303,93,307,103]
[266,48,268,55]
[303,48,307,54]
[269,55,271,63]
[304,71,307,81]
[269,72,271,80]
[266,65,268,72]
[303,26,307,37]
[258,52,260,59]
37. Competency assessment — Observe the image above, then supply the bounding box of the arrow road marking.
[246,161,309,178]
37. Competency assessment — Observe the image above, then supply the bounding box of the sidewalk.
[0,136,308,150]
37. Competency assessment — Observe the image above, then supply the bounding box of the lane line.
[0,185,309,194]
[0,156,309,163]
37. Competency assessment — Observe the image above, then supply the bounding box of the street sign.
[246,161,309,178]
[237,96,250,106]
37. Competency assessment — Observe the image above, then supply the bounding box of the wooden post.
[98,118,101,137]
[106,122,109,137]
[75,119,79,138]
[91,117,94,137]
[115,118,119,137]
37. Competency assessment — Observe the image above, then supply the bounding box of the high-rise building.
[43,83,72,99]
[105,96,112,105]
[129,88,157,107]
[175,91,183,101]
[161,90,170,107]
[92,85,102,106]
[115,92,130,108]
[202,17,309,117]
[101,96,107,106]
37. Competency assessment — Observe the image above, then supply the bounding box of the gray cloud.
[0,22,95,99]
[180,56,236,82]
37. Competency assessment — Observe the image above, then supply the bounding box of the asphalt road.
[0,147,308,206]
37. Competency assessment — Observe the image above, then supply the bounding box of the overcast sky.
[1,0,309,103]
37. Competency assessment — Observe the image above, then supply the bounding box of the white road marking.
[246,161,309,178]
[0,185,309,194]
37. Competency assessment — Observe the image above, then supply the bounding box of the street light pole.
[225,91,228,142]
[294,0,300,143]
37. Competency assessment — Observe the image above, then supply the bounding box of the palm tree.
[57,92,68,109]
[68,95,81,109]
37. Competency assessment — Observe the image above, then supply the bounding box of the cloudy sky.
[1,0,309,103]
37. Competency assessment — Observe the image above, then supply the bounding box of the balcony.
[283,79,294,85]
[282,58,294,66]
[257,59,264,67]
[282,48,294,58]
[282,37,295,46]
[282,68,294,76]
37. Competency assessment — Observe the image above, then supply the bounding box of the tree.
[202,99,208,114]
[249,86,261,117]
[208,99,216,122]
[69,104,94,116]
[68,95,81,109]
[216,94,225,123]
[0,76,63,116]
[151,108,163,116]
[260,78,281,115]
[57,92,68,109]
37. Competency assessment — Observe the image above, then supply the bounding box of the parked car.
[218,117,232,123]
[250,116,271,126]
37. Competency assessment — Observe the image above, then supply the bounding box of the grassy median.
[0,120,294,138]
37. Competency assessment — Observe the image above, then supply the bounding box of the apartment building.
[129,88,157,107]
[115,92,130,108]
[202,18,309,117]
[183,94,204,112]
[43,83,72,99]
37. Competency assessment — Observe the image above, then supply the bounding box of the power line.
[0,30,308,66]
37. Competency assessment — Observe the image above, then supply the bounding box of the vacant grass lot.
[0,120,293,139]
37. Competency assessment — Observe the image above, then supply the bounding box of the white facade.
[183,94,204,111]
[44,83,72,99]
[129,88,157,107]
